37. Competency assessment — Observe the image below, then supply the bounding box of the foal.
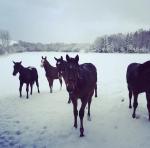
[41,56,62,93]
[64,54,97,137]
[12,61,40,99]
[126,60,150,120]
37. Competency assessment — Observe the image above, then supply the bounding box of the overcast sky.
[0,0,150,43]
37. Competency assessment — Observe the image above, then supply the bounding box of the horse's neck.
[44,62,53,73]
[19,65,25,75]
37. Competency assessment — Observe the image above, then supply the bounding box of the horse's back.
[27,67,38,80]
[126,63,140,84]
[80,63,97,86]
[126,62,150,92]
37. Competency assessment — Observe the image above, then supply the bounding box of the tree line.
[0,28,150,55]
[93,29,150,53]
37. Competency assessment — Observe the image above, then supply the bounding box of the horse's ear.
[13,61,16,64]
[19,61,22,64]
[54,57,58,61]
[61,56,63,60]
[75,55,79,63]
[42,56,44,59]
[45,56,47,59]
[66,54,70,62]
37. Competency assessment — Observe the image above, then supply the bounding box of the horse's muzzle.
[66,83,75,93]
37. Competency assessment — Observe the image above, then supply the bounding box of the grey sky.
[0,0,150,43]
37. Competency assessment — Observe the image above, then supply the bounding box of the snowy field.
[0,52,150,148]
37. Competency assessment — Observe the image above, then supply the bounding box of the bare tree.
[0,30,10,53]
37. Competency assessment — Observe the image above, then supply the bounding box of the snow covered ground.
[0,52,150,148]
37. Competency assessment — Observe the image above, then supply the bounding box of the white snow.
[0,52,150,148]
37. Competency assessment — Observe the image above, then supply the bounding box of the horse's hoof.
[80,134,84,137]
[129,106,132,109]
[74,125,77,128]
[132,114,136,118]
[68,101,71,104]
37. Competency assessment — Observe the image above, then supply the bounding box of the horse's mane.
[45,59,51,66]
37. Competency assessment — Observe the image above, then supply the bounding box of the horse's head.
[41,56,48,68]
[65,54,79,93]
[12,61,22,76]
[54,56,66,75]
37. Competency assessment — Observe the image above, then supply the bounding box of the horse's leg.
[132,92,138,118]
[36,79,40,93]
[26,83,29,99]
[59,77,62,90]
[68,94,71,104]
[87,98,92,121]
[72,98,78,128]
[128,86,132,109]
[50,80,53,93]
[19,81,23,98]
[79,99,88,137]
[48,79,52,93]
[146,92,150,120]
[30,82,33,95]
[87,91,94,121]
[68,98,71,104]
[95,83,97,98]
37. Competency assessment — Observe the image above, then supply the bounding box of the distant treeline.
[93,29,150,53]
[0,29,150,54]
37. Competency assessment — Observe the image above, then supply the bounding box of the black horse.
[41,56,62,93]
[12,61,40,99]
[60,54,97,137]
[54,56,71,103]
[126,60,150,120]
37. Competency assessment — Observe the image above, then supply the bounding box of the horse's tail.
[34,68,38,79]
[30,67,38,80]
[95,83,97,98]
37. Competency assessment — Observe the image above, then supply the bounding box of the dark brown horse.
[41,56,62,93]
[58,54,97,137]
[54,56,71,103]
[12,61,40,98]
[126,60,150,120]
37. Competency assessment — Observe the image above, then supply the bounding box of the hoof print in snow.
[87,115,92,121]
[40,131,45,135]
[43,126,47,130]
[16,131,21,135]
[135,115,140,119]
[9,140,18,147]
[114,126,118,129]
[14,120,20,124]
[121,98,125,102]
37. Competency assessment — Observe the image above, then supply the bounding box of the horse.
[12,61,40,99]
[62,54,97,137]
[126,60,150,120]
[41,56,62,93]
[54,56,71,103]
